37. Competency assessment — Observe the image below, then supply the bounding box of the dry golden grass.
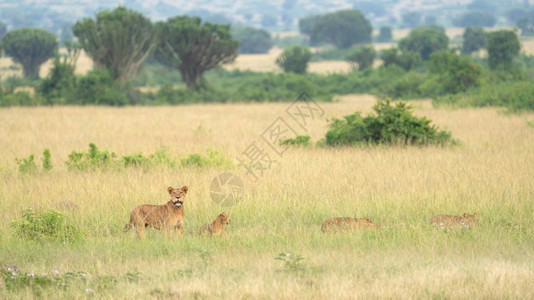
[0,95,533,298]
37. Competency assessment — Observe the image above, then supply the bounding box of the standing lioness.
[124,186,188,238]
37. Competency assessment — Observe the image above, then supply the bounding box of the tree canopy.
[452,11,496,27]
[310,9,372,49]
[154,16,239,90]
[462,27,486,55]
[72,6,156,83]
[1,28,57,80]
[233,26,272,54]
[398,27,449,60]
[486,30,520,70]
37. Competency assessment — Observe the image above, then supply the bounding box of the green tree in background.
[275,46,312,74]
[377,26,392,43]
[0,21,7,39]
[1,28,57,80]
[233,27,272,54]
[310,9,372,48]
[298,14,319,36]
[486,30,520,70]
[154,16,239,90]
[346,46,376,71]
[380,48,421,71]
[72,6,156,84]
[452,11,496,27]
[399,27,449,60]
[402,11,422,28]
[462,27,486,55]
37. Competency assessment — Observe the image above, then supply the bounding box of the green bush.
[66,143,117,171]
[325,97,456,146]
[42,149,53,171]
[180,148,233,168]
[422,50,481,96]
[346,46,376,71]
[15,155,38,174]
[11,209,82,243]
[74,69,128,106]
[433,80,534,112]
[121,147,176,168]
[380,48,421,71]
[279,135,312,147]
[276,46,312,74]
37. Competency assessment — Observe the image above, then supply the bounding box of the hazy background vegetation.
[1,0,533,298]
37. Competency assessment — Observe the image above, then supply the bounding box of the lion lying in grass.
[321,217,380,233]
[123,186,188,238]
[430,212,478,229]
[199,212,231,236]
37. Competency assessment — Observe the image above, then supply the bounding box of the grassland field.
[0,94,533,299]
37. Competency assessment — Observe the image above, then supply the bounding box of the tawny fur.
[124,186,188,238]
[430,212,478,228]
[321,217,381,233]
[199,212,231,236]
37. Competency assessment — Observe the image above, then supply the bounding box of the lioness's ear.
[181,186,188,193]
[167,187,174,194]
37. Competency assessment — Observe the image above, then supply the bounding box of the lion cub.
[321,217,380,233]
[430,212,478,229]
[124,186,188,238]
[199,212,231,236]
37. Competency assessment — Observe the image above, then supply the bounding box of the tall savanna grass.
[0,95,533,298]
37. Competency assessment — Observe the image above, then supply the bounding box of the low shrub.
[180,148,233,168]
[11,209,82,243]
[279,135,312,147]
[15,155,38,174]
[65,143,117,171]
[325,97,456,146]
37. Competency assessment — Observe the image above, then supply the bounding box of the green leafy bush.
[433,80,534,112]
[15,155,38,174]
[66,143,117,171]
[276,46,312,74]
[279,135,311,147]
[180,148,233,168]
[42,149,53,171]
[11,209,82,243]
[325,97,456,146]
[346,46,376,71]
[121,147,176,168]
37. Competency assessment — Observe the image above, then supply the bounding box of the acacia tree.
[1,28,57,80]
[155,16,239,90]
[72,6,156,83]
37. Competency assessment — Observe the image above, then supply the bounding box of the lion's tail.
[123,223,132,233]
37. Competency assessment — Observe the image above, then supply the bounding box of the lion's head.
[217,212,231,225]
[167,186,188,208]
[463,213,478,221]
